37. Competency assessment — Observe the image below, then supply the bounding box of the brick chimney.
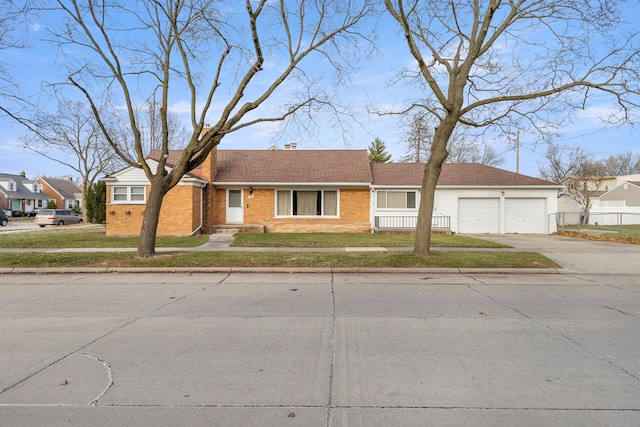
[199,124,217,182]
[199,124,219,233]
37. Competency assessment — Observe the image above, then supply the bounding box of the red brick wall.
[37,179,63,209]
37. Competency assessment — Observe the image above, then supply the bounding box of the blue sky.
[1,1,639,181]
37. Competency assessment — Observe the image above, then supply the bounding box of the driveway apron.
[476,234,640,274]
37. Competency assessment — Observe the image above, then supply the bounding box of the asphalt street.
[1,271,639,426]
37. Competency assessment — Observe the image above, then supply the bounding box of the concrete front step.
[211,224,265,233]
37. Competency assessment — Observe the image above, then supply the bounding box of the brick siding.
[106,185,203,236]
[209,187,371,233]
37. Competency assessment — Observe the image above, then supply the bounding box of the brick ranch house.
[102,146,560,236]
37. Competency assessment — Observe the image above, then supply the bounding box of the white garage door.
[505,198,546,233]
[458,198,500,233]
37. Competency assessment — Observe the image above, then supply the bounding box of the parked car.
[0,210,8,227]
[27,210,39,217]
[34,209,84,227]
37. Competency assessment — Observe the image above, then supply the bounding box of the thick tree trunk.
[137,179,169,258]
[414,118,456,257]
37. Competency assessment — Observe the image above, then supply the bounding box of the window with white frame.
[112,186,146,203]
[37,200,44,208]
[377,190,416,209]
[276,190,338,216]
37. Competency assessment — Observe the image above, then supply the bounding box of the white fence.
[589,201,640,225]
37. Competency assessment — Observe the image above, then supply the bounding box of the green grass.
[561,224,640,239]
[0,229,505,249]
[0,228,208,248]
[0,228,555,269]
[0,250,557,269]
[232,233,507,248]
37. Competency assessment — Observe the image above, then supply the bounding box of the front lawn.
[0,250,557,269]
[0,228,208,248]
[0,229,506,249]
[232,232,507,248]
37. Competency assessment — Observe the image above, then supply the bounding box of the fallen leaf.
[60,380,68,385]
[288,411,295,417]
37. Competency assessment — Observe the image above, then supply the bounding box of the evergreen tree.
[85,181,106,224]
[368,138,392,163]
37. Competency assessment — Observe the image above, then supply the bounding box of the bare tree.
[600,151,640,176]
[400,112,433,162]
[447,138,504,167]
[384,0,640,256]
[401,112,504,166]
[113,98,191,158]
[0,0,37,120]
[51,0,374,257]
[20,99,120,221]
[539,143,606,224]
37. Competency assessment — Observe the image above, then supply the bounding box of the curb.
[0,267,567,275]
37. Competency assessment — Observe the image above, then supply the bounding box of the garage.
[458,198,500,233]
[505,198,547,233]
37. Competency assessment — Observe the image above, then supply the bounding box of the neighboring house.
[0,172,50,215]
[557,174,640,225]
[37,177,83,211]
[596,174,640,193]
[102,147,560,236]
[589,181,640,225]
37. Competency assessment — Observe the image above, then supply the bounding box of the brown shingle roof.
[149,149,556,187]
[151,149,373,184]
[215,150,372,184]
[38,177,81,198]
[371,162,557,186]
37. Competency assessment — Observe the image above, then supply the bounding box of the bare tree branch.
[50,0,375,257]
[384,0,640,256]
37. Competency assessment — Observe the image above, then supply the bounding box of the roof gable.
[0,173,49,200]
[600,181,640,201]
[104,158,205,182]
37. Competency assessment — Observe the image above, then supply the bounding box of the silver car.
[34,209,84,227]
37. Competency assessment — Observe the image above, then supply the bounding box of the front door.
[226,189,244,224]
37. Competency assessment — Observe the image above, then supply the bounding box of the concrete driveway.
[476,234,640,274]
